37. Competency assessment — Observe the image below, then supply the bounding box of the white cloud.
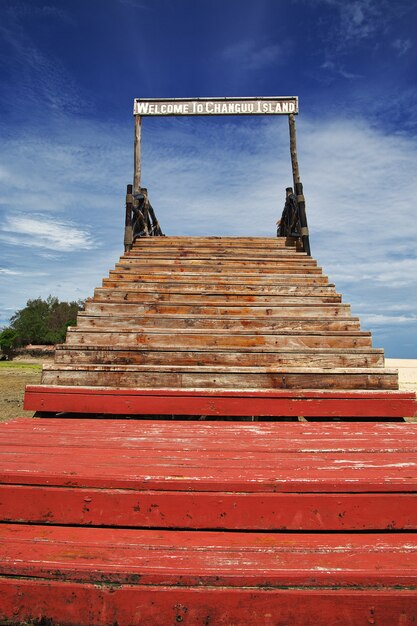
[1,215,94,252]
[361,314,417,326]
[0,268,21,275]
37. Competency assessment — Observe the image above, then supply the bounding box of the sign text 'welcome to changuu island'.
[134,97,298,117]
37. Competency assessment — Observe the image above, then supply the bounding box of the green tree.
[0,328,18,359]
[9,296,84,346]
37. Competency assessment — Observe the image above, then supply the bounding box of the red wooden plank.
[2,418,417,452]
[1,580,417,626]
[2,485,417,530]
[2,444,417,492]
[1,525,417,587]
[24,385,417,417]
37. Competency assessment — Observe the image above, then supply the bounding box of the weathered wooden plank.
[4,442,417,490]
[112,262,323,274]
[75,314,361,332]
[3,484,417,530]
[93,289,343,305]
[26,384,411,415]
[64,329,372,349]
[132,235,299,244]
[106,272,332,284]
[4,447,417,491]
[2,578,416,626]
[55,347,383,368]
[1,525,417,586]
[119,257,318,266]
[40,366,399,390]
[4,418,417,450]
[102,280,337,296]
[124,249,308,258]
[83,302,352,317]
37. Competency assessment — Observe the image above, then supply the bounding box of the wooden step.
[131,235,301,246]
[2,524,416,626]
[4,418,417,453]
[55,346,384,367]
[107,272,331,284]
[65,329,372,349]
[102,280,337,296]
[24,387,416,418]
[76,314,361,332]
[113,262,323,274]
[84,301,352,317]
[116,252,317,269]
[2,419,417,530]
[94,289,343,305]
[41,364,398,389]
[124,249,308,259]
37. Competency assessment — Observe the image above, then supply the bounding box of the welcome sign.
[134,97,298,116]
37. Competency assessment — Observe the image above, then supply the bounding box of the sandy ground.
[1,357,416,423]
[0,357,51,423]
[386,358,417,393]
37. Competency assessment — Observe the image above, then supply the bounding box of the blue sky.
[0,0,416,357]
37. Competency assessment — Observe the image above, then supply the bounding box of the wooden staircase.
[2,235,417,625]
[29,236,400,402]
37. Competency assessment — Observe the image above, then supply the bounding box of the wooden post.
[295,181,311,256]
[288,114,311,256]
[133,115,142,195]
[124,184,133,253]
[288,114,300,192]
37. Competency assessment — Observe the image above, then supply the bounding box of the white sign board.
[134,97,298,116]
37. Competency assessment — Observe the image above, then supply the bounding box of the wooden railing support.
[288,113,311,255]
[123,184,163,247]
[288,113,300,191]
[133,115,142,195]
[124,184,134,253]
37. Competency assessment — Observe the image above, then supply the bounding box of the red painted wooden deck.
[1,419,417,531]
[2,418,417,623]
[1,524,417,626]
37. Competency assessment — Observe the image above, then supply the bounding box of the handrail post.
[288,113,311,255]
[124,184,133,253]
[288,113,300,191]
[295,182,310,256]
[133,115,142,195]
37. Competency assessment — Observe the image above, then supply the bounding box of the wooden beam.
[1,525,417,625]
[124,184,133,253]
[288,114,311,255]
[288,113,300,191]
[24,386,416,417]
[133,115,142,194]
